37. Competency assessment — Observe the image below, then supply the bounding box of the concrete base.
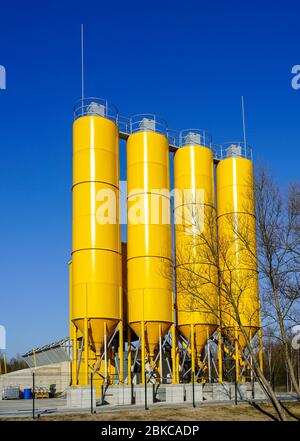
[67,386,96,408]
[203,382,266,401]
[203,383,232,401]
[237,382,267,400]
[105,385,133,405]
[254,382,267,399]
[134,384,154,405]
[67,381,266,408]
[165,384,185,403]
[185,384,203,403]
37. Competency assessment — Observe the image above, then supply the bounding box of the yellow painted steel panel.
[216,157,260,348]
[127,131,170,194]
[174,145,215,209]
[73,115,119,188]
[127,130,173,352]
[127,193,171,259]
[174,145,219,354]
[72,182,120,252]
[217,157,255,217]
[217,213,257,271]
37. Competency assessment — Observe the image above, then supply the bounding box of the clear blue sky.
[0,0,299,357]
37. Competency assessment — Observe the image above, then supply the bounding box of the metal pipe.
[91,326,119,376]
[132,337,140,374]
[76,335,84,384]
[90,372,93,414]
[180,335,190,372]
[80,24,84,111]
[84,318,89,384]
[32,349,36,369]
[144,370,148,410]
[127,327,132,385]
[234,328,240,383]
[207,328,211,383]
[159,324,163,383]
[191,324,195,380]
[72,326,77,385]
[32,372,35,419]
[166,356,172,377]
[118,322,124,384]
[234,374,238,405]
[171,322,177,384]
[104,322,107,385]
[192,371,195,408]
[141,321,145,385]
[258,327,263,372]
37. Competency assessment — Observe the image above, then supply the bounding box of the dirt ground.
[2,402,300,421]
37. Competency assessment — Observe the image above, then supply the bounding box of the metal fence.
[1,368,295,419]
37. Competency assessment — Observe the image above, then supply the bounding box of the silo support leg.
[218,327,223,383]
[118,321,124,384]
[84,318,89,385]
[141,321,145,385]
[171,323,177,384]
[127,327,132,385]
[104,322,108,385]
[159,324,163,383]
[191,324,195,380]
[258,327,263,373]
[234,328,240,383]
[207,327,212,383]
[72,324,78,385]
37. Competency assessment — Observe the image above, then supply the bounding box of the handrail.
[73,98,253,161]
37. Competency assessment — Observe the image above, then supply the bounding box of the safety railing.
[215,142,253,161]
[179,129,212,148]
[129,114,168,135]
[73,98,254,161]
[166,129,179,148]
[117,114,131,135]
[74,97,118,122]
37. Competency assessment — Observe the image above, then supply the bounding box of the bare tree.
[255,167,300,397]
[173,201,288,421]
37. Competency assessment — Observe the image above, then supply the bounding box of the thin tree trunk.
[236,325,287,421]
[271,279,300,397]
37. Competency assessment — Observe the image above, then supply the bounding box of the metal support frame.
[127,326,132,385]
[258,327,263,373]
[171,322,177,383]
[148,332,170,382]
[76,334,84,384]
[104,322,108,385]
[118,320,124,384]
[180,334,191,373]
[159,324,163,382]
[72,325,78,385]
[141,321,146,384]
[131,337,141,375]
[218,327,223,383]
[207,327,211,383]
[234,328,240,383]
[190,324,195,381]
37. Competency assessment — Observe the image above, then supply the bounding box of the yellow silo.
[127,115,173,383]
[174,130,219,378]
[71,98,122,386]
[216,143,260,353]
